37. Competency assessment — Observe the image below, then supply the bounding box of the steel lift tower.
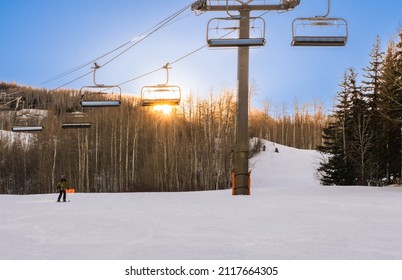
[192,0,301,195]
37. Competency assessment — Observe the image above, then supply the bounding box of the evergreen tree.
[348,69,372,185]
[378,39,402,182]
[317,118,355,185]
[317,70,356,185]
[361,36,385,181]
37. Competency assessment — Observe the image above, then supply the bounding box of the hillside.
[1,140,402,260]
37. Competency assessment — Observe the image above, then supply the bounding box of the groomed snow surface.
[1,140,402,260]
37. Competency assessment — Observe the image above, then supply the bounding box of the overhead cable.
[46,3,192,89]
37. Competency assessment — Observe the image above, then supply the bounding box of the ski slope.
[1,140,402,260]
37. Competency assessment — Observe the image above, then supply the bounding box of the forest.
[3,30,400,194]
[0,82,325,194]
[318,31,402,186]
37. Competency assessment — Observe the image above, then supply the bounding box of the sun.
[152,104,173,115]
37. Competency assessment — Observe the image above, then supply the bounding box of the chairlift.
[12,111,44,132]
[207,16,266,48]
[141,63,181,107]
[80,63,122,108]
[291,0,348,47]
[61,111,92,129]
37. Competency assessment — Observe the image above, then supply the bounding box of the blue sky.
[1,0,401,111]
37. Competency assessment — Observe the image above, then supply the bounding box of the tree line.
[0,81,326,194]
[317,31,402,186]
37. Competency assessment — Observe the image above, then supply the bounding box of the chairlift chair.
[61,111,92,129]
[207,16,266,48]
[291,17,348,47]
[80,87,122,108]
[140,63,182,107]
[12,112,44,132]
[80,63,122,108]
[291,0,348,47]
[141,85,181,107]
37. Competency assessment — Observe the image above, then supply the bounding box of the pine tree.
[378,39,402,182]
[361,36,385,181]
[317,70,356,185]
[317,118,355,185]
[348,69,372,185]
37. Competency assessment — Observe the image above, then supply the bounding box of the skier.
[57,175,69,202]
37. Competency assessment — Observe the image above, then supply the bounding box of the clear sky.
[1,0,401,112]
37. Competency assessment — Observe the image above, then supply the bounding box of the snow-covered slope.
[1,140,402,260]
[250,141,320,189]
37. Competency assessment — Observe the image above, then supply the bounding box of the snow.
[1,140,402,260]
[0,129,35,148]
